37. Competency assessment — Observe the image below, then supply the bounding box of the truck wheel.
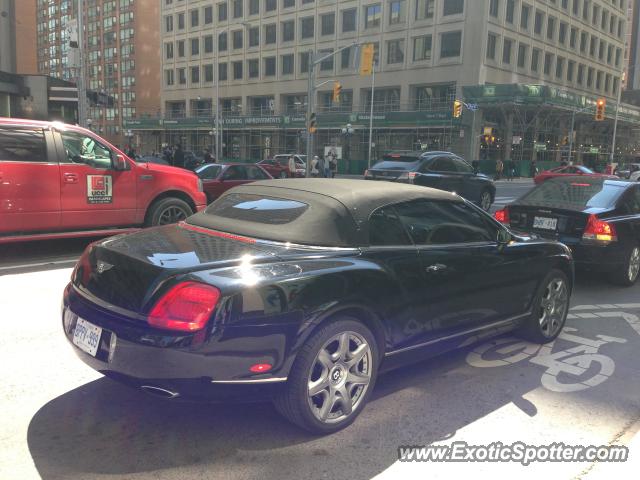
[517,269,570,344]
[609,245,640,287]
[274,318,378,434]
[145,198,193,227]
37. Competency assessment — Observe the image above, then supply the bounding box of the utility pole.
[76,0,87,127]
[367,62,376,169]
[609,70,625,166]
[306,50,315,178]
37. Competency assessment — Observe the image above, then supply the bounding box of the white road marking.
[0,258,78,272]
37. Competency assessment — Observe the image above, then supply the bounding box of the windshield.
[519,179,625,211]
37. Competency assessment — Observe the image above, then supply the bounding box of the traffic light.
[308,112,317,134]
[595,98,606,121]
[453,100,463,118]
[332,81,342,103]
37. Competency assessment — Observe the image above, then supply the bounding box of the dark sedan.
[63,180,572,434]
[495,177,640,286]
[195,163,272,203]
[365,151,496,211]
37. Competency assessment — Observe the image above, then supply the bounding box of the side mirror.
[497,228,512,246]
[114,154,129,171]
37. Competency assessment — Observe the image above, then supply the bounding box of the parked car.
[533,165,615,185]
[195,163,273,203]
[63,179,572,434]
[364,151,496,211]
[273,154,307,177]
[495,176,640,286]
[0,118,207,243]
[257,158,290,178]
[615,163,640,180]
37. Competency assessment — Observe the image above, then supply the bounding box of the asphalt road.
[2,180,639,480]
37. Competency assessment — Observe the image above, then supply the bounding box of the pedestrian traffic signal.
[453,100,463,118]
[595,98,606,121]
[333,82,342,103]
[308,112,317,134]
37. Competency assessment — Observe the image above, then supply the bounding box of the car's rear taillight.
[582,214,617,243]
[494,208,510,224]
[148,282,221,332]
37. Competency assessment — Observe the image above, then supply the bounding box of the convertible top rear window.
[206,193,309,225]
[519,179,626,210]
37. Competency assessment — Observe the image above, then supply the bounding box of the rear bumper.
[62,284,294,402]
[566,243,626,272]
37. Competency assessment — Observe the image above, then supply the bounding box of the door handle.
[63,173,79,184]
[426,264,448,274]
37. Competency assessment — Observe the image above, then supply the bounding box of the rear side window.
[429,157,457,172]
[520,180,626,210]
[0,127,47,162]
[206,193,309,225]
[247,166,270,180]
[395,200,496,245]
[369,207,412,246]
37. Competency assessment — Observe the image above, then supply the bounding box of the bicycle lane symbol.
[465,310,640,393]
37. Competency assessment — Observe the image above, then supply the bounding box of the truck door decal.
[87,175,113,204]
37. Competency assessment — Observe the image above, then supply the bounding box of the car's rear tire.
[145,197,193,227]
[609,245,640,287]
[517,269,570,344]
[274,318,378,434]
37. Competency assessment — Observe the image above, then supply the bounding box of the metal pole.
[306,50,314,178]
[76,0,87,127]
[367,62,376,169]
[568,109,576,165]
[609,71,624,165]
[215,52,221,162]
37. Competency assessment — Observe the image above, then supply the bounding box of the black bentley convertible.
[63,180,573,434]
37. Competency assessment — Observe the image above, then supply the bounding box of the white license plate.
[72,317,102,357]
[533,216,558,231]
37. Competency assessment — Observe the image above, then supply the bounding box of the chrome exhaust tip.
[140,385,181,399]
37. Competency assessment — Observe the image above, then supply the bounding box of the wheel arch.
[144,190,197,223]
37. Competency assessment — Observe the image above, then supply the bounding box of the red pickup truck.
[0,118,207,243]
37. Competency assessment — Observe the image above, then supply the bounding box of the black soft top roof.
[187,179,461,247]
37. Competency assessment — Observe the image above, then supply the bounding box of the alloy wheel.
[538,278,568,338]
[629,247,640,283]
[158,206,189,225]
[480,191,492,211]
[307,331,373,424]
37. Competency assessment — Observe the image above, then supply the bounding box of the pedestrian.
[288,155,297,178]
[311,156,320,178]
[505,159,514,181]
[530,159,538,178]
[330,153,338,178]
[163,146,173,165]
[317,155,326,178]
[173,144,185,169]
[495,159,504,180]
[204,148,214,164]
[126,145,136,158]
[471,159,479,174]
[324,152,332,178]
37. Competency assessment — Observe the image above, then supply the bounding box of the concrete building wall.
[160,0,628,116]
[15,0,38,75]
[0,0,16,73]
[134,0,162,117]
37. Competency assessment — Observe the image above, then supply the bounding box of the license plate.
[533,216,558,231]
[72,317,102,357]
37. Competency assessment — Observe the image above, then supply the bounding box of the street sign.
[483,127,493,135]
[589,147,600,154]
[534,143,547,151]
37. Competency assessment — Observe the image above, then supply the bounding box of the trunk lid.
[73,224,283,313]
[368,160,419,181]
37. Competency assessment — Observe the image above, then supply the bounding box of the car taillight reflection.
[148,282,221,332]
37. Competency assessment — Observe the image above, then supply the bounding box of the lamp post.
[341,123,355,174]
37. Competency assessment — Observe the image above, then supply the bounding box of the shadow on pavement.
[27,345,545,479]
